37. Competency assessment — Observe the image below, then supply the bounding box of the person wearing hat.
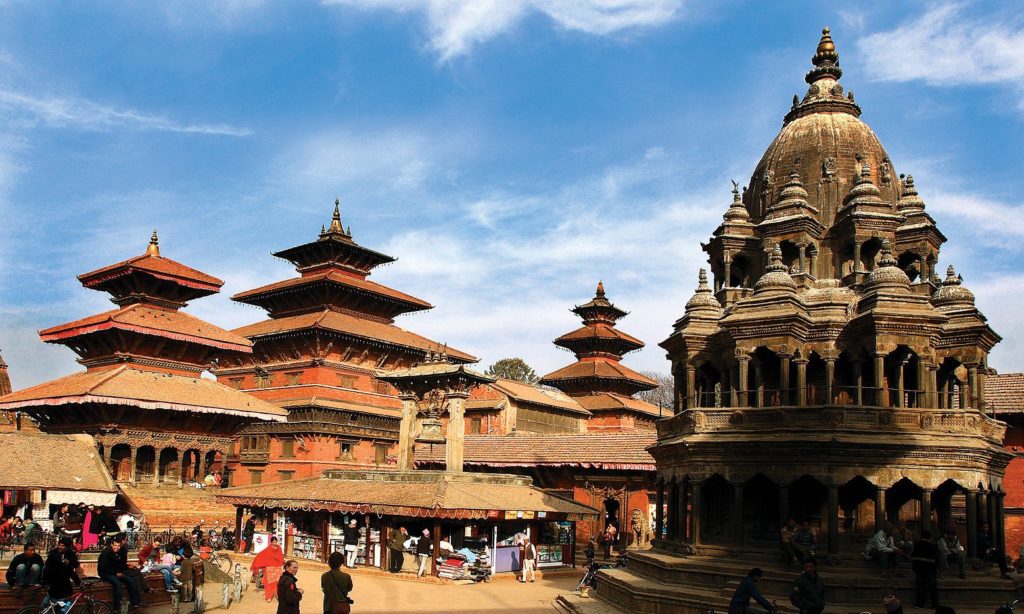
[343,519,361,568]
[416,529,434,577]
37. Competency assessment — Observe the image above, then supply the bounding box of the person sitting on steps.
[863,522,904,578]
[937,527,966,579]
[791,521,817,564]
[780,518,799,567]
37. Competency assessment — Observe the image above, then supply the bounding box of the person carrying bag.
[322,552,354,614]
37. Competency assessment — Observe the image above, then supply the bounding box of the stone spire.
[723,181,750,222]
[684,269,723,316]
[0,349,10,397]
[897,174,926,214]
[754,244,797,293]
[842,163,884,209]
[146,230,160,257]
[807,26,842,84]
[865,239,911,290]
[932,264,976,308]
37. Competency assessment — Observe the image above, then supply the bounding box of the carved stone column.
[446,391,468,473]
[730,365,739,408]
[966,489,978,558]
[996,490,1006,555]
[795,359,808,406]
[685,366,697,409]
[967,365,978,410]
[920,489,932,535]
[895,357,906,409]
[875,487,886,532]
[723,257,733,289]
[655,479,665,540]
[679,479,690,541]
[152,450,161,486]
[198,451,208,480]
[853,359,863,406]
[779,354,791,405]
[690,481,702,546]
[797,243,807,273]
[827,483,839,555]
[175,449,183,487]
[825,357,836,405]
[397,393,418,471]
[129,446,138,484]
[753,361,764,408]
[667,479,678,540]
[854,240,863,273]
[874,353,886,407]
[738,357,750,407]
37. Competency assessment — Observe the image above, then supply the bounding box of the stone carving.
[630,508,653,550]
[822,157,837,178]
[880,159,892,184]
[831,83,843,96]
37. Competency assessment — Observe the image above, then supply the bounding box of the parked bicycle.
[15,589,114,614]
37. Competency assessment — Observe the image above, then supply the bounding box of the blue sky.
[2,1,1023,388]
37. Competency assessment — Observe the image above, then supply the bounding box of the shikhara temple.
[0,24,1022,608]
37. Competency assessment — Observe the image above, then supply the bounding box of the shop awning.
[216,469,599,521]
[46,489,117,507]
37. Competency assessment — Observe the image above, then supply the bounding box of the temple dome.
[932,265,976,308]
[744,29,902,227]
[684,269,723,316]
[754,245,797,293]
[865,240,911,290]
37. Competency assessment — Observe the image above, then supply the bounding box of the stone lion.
[630,508,653,550]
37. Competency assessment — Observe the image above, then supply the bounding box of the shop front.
[218,469,598,577]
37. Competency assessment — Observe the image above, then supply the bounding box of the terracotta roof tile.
[40,304,253,352]
[232,271,432,312]
[79,253,222,291]
[487,379,590,415]
[540,360,657,389]
[987,372,1024,414]
[415,432,656,470]
[574,392,663,417]
[277,396,401,419]
[0,366,287,420]
[233,310,476,362]
[0,432,116,492]
[217,470,599,519]
[554,324,644,348]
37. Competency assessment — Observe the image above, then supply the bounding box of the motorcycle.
[577,555,628,593]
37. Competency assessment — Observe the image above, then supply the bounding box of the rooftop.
[415,432,656,471]
[987,373,1024,415]
[0,432,116,493]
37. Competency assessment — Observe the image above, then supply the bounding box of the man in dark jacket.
[277,559,303,614]
[5,542,44,595]
[387,527,407,573]
[911,530,940,609]
[790,559,825,614]
[42,539,81,606]
[343,520,361,568]
[321,552,353,613]
[729,568,775,614]
[97,539,143,610]
[242,517,256,554]
[416,530,433,578]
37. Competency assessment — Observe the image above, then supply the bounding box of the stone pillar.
[987,490,998,547]
[853,360,863,405]
[655,480,665,540]
[152,450,161,486]
[738,358,750,407]
[779,355,791,405]
[967,366,978,410]
[825,358,836,405]
[854,241,863,273]
[874,353,886,407]
[875,487,886,532]
[690,481,703,546]
[980,490,990,534]
[679,479,690,541]
[920,489,932,535]
[685,366,697,409]
[895,359,905,409]
[730,365,739,408]
[723,258,733,289]
[753,361,764,408]
[797,243,807,273]
[397,393,418,471]
[795,359,808,406]
[979,368,988,413]
[176,450,183,487]
[446,392,468,473]
[733,483,745,549]
[101,443,111,473]
[827,484,839,556]
[996,490,1006,555]
[779,485,790,527]
[966,489,978,558]
[198,451,208,480]
[129,446,138,484]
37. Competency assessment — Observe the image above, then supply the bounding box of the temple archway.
[110,443,132,481]
[839,476,877,536]
[788,475,827,532]
[887,477,923,527]
[158,448,178,484]
[743,474,779,541]
[134,445,156,483]
[702,474,734,543]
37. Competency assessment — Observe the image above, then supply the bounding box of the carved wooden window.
[229,377,243,389]
[471,417,482,434]
[281,439,294,459]
[249,470,263,485]
[374,380,390,395]
[338,441,354,460]
[337,375,355,389]
[374,443,387,466]
[256,375,272,389]
[286,372,302,386]
[278,470,294,481]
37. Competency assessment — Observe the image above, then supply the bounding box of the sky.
[1,0,1023,389]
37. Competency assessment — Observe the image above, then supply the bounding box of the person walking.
[387,527,407,573]
[321,552,354,614]
[241,516,256,554]
[343,520,360,568]
[252,535,286,603]
[416,529,433,578]
[790,559,825,614]
[729,568,774,614]
[277,559,303,614]
[911,529,940,610]
[521,537,537,583]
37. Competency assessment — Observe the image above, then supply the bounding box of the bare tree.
[637,371,673,410]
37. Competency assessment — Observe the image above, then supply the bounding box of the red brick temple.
[214,202,474,486]
[0,233,286,491]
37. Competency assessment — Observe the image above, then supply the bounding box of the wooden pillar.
[920,489,932,535]
[966,490,978,558]
[738,358,750,407]
[825,358,836,405]
[446,392,468,473]
[234,506,244,554]
[397,394,418,471]
[655,480,665,540]
[733,483,745,549]
[431,520,441,577]
[795,359,808,406]
[690,481,702,545]
[779,355,791,405]
[365,515,373,567]
[129,446,138,484]
[874,487,886,532]
[853,360,863,406]
[827,484,839,556]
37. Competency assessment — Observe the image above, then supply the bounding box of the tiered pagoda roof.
[540,283,659,419]
[0,233,285,425]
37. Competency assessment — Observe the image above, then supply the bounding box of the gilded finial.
[807,25,842,84]
[146,229,160,257]
[596,281,606,298]
[327,198,345,234]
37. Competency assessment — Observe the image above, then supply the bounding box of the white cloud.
[0,89,252,136]
[323,0,683,61]
[857,3,1024,109]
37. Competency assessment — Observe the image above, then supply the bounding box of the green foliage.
[485,357,539,383]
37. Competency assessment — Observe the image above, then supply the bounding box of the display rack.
[292,534,322,561]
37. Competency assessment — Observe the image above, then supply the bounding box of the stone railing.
[657,405,1006,445]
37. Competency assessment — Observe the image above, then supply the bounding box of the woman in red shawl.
[250,535,285,602]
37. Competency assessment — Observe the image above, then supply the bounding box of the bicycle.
[15,589,114,614]
[996,599,1023,614]
[208,551,232,575]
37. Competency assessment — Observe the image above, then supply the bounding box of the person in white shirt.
[521,537,537,583]
[862,522,903,578]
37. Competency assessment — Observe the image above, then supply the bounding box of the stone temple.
[598,27,1016,612]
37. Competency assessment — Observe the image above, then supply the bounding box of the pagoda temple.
[0,232,286,486]
[214,202,475,486]
[599,28,1016,612]
[539,282,661,431]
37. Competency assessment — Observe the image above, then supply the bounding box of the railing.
[690,385,971,411]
